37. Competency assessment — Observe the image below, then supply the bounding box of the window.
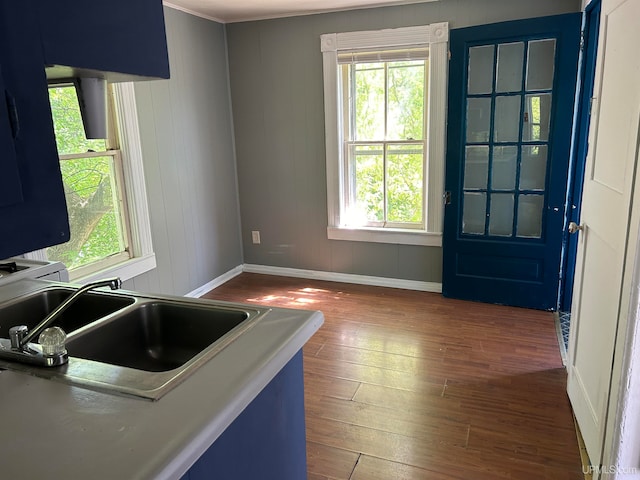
[45,83,130,277]
[26,83,156,281]
[321,24,449,246]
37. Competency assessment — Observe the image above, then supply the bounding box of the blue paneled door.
[442,14,581,310]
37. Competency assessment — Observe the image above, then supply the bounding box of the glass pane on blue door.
[492,146,518,190]
[517,194,544,238]
[496,42,524,93]
[489,193,514,236]
[523,93,552,141]
[462,192,487,234]
[520,145,548,190]
[468,45,494,94]
[464,146,489,189]
[526,39,556,91]
[466,97,491,142]
[494,95,521,142]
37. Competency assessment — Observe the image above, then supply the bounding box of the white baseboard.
[186,264,442,298]
[242,264,442,293]
[183,265,244,298]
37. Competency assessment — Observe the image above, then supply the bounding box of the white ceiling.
[163,0,438,23]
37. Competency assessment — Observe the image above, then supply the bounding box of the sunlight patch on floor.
[245,287,333,306]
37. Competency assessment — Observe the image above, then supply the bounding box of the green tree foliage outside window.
[347,59,426,226]
[46,86,126,270]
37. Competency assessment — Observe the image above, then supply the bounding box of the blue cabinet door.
[183,351,308,480]
[442,14,581,310]
[0,64,23,208]
[0,1,70,258]
[35,0,170,81]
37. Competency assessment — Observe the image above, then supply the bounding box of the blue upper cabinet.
[0,1,70,258]
[0,65,24,208]
[35,0,170,82]
[0,0,170,260]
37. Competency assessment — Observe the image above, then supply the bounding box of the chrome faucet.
[0,277,122,367]
[19,277,122,346]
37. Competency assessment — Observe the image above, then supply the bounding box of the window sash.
[51,150,132,273]
[345,59,428,143]
[58,149,132,256]
[344,140,426,229]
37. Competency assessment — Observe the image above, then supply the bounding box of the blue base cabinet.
[182,351,308,480]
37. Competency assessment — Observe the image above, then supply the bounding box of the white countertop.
[0,279,323,479]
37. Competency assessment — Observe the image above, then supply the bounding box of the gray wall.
[125,7,242,295]
[227,0,581,284]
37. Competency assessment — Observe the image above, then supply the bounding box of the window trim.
[321,23,449,247]
[26,82,156,282]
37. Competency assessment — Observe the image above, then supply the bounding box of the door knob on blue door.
[568,221,584,234]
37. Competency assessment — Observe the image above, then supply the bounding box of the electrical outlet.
[251,231,261,244]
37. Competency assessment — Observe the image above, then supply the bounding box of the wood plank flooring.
[203,273,583,479]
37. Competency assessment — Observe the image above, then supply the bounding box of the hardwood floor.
[203,273,583,479]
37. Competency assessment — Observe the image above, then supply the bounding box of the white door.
[567,0,640,467]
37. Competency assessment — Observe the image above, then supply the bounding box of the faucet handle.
[38,327,67,357]
[9,325,28,350]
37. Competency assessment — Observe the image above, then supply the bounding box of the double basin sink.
[0,285,267,400]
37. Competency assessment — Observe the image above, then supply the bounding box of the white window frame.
[26,83,156,282]
[321,23,449,247]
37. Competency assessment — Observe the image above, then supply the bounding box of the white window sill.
[72,253,156,284]
[327,226,442,247]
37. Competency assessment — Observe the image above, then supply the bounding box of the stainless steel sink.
[66,301,252,372]
[0,287,135,338]
[0,287,267,400]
